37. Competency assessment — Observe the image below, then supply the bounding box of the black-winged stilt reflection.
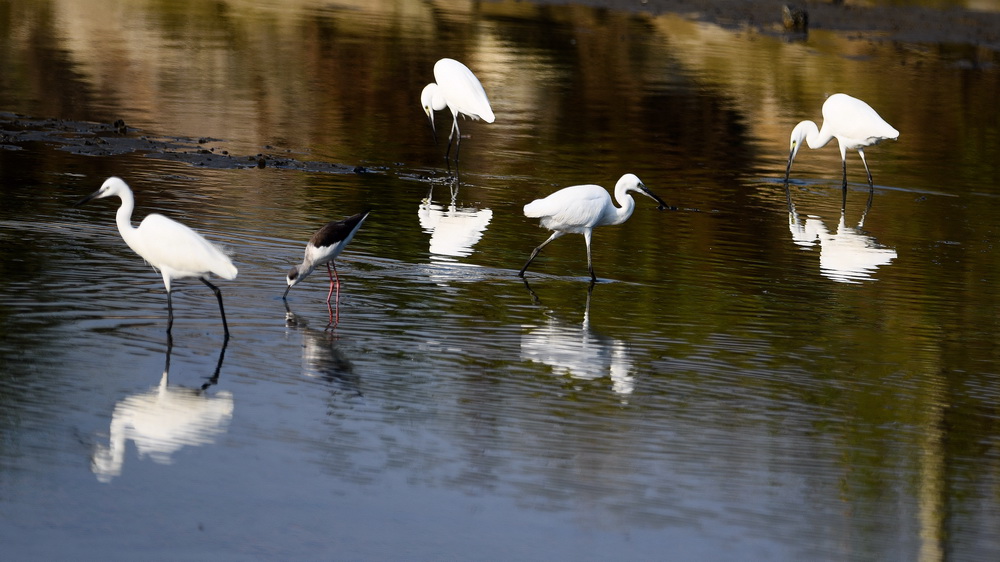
[520,281,635,400]
[91,338,233,483]
[284,210,371,326]
[75,177,238,337]
[284,302,359,394]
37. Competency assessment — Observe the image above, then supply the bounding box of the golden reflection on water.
[5,0,994,194]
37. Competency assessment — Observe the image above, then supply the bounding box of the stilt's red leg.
[326,262,341,325]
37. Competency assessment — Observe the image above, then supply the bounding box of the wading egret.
[784,93,898,207]
[420,58,495,163]
[76,177,238,337]
[518,173,667,282]
[284,210,371,324]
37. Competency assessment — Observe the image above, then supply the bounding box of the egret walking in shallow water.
[421,58,495,164]
[75,177,238,337]
[284,211,370,324]
[784,93,898,209]
[518,173,667,282]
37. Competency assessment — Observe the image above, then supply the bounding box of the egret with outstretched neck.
[518,173,667,282]
[421,58,495,164]
[784,93,898,209]
[75,176,237,337]
[284,210,371,324]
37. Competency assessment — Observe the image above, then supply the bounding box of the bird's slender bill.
[783,151,795,187]
[426,113,438,145]
[74,190,101,206]
[640,184,670,211]
[282,284,292,300]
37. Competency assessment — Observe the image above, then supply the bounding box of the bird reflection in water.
[418,179,492,261]
[786,189,897,283]
[284,302,359,395]
[520,281,635,400]
[92,337,233,483]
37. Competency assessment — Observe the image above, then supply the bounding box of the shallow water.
[2,0,1000,559]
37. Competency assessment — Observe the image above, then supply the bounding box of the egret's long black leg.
[584,230,597,283]
[445,118,458,163]
[452,117,462,163]
[858,149,875,193]
[841,158,849,212]
[518,232,563,278]
[166,291,174,334]
[200,278,230,338]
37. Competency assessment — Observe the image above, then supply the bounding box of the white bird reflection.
[418,182,492,260]
[92,339,233,483]
[520,281,635,399]
[787,192,896,283]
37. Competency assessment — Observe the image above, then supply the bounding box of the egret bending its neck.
[788,120,834,162]
[108,183,144,255]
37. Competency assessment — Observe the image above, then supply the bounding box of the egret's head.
[619,173,669,211]
[787,120,814,163]
[421,84,445,118]
[76,176,128,206]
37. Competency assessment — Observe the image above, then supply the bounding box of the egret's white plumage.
[421,58,494,162]
[784,93,899,201]
[518,173,667,282]
[76,177,237,336]
[284,210,370,324]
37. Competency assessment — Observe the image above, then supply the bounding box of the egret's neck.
[806,121,835,149]
[609,192,636,226]
[114,191,140,248]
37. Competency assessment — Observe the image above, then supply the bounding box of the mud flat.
[0,112,371,174]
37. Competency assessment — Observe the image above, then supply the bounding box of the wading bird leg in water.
[325,262,341,326]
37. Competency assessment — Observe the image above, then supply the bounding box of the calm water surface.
[2,0,1000,559]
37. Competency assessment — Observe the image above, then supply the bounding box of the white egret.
[284,210,371,324]
[76,177,238,336]
[420,58,495,163]
[518,173,667,282]
[784,93,899,206]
